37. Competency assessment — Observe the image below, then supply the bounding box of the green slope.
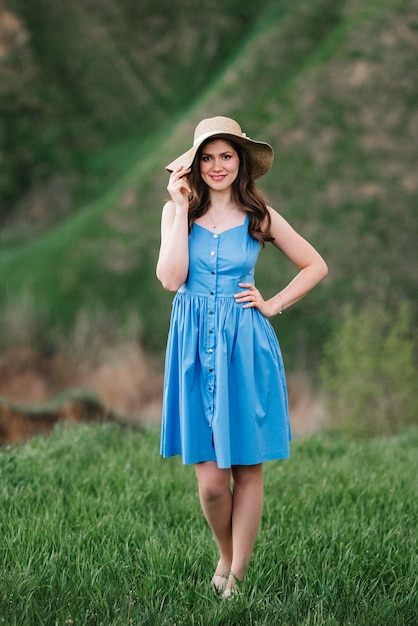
[2,0,275,213]
[1,0,417,366]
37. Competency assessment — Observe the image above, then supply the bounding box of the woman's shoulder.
[266,205,289,226]
[261,205,283,230]
[162,199,176,213]
[266,205,282,217]
[262,206,295,244]
[161,200,177,221]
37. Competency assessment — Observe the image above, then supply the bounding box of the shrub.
[320,299,418,436]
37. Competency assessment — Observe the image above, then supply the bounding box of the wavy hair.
[187,140,273,245]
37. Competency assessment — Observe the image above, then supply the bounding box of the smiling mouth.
[211,175,227,181]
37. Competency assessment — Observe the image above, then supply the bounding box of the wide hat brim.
[165,117,274,180]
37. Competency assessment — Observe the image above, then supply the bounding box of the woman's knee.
[232,463,263,489]
[195,462,230,502]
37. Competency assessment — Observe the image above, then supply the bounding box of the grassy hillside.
[0,0,417,368]
[2,0,272,216]
[1,423,417,624]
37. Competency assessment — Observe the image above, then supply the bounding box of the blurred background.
[0,0,417,442]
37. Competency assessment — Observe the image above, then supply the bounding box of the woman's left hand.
[234,283,273,318]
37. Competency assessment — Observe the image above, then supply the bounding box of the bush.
[320,299,418,436]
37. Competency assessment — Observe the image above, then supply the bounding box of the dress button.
[213,234,218,239]
[209,368,213,372]
[209,310,214,315]
[209,329,214,334]
[208,348,213,353]
[210,291,214,295]
[210,251,215,256]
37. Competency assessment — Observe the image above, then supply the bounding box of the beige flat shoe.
[211,575,228,593]
[222,586,236,600]
[222,574,241,600]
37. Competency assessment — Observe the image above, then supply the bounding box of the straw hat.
[165,116,274,179]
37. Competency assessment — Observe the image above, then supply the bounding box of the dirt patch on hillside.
[0,344,162,423]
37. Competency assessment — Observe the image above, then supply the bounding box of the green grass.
[1,423,417,625]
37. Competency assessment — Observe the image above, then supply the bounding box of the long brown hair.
[187,139,273,245]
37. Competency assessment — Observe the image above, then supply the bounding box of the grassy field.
[1,423,417,625]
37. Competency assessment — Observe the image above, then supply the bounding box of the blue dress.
[160,216,291,469]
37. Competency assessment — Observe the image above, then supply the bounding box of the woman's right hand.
[167,166,191,212]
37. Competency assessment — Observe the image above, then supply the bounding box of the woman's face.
[199,139,240,191]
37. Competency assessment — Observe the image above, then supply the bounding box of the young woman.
[156,116,328,598]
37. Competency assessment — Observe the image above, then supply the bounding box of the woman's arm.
[235,206,328,317]
[156,167,191,292]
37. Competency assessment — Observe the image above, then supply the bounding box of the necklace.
[207,205,236,229]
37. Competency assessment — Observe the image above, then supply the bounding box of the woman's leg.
[195,462,264,593]
[226,463,264,591]
[194,462,233,577]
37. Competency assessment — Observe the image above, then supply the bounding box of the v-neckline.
[193,215,248,235]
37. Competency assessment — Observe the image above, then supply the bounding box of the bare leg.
[225,464,264,593]
[194,462,233,578]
